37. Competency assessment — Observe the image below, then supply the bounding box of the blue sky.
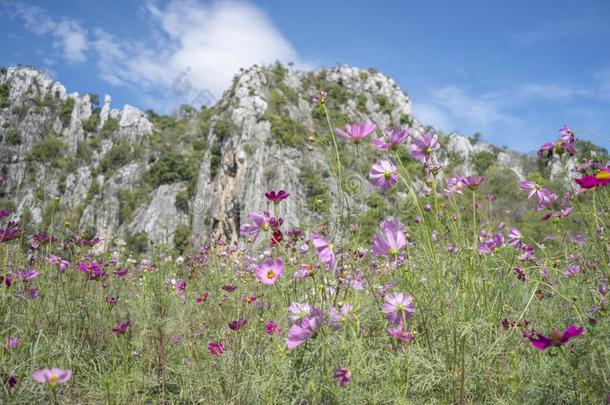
[1,0,610,152]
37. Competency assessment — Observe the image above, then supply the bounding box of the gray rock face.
[0,64,540,248]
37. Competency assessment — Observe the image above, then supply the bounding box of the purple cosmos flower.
[527,325,584,350]
[294,263,317,280]
[228,319,248,331]
[478,233,504,254]
[32,368,72,386]
[286,315,321,349]
[463,176,485,190]
[49,255,69,273]
[311,91,327,104]
[112,321,129,334]
[333,368,352,387]
[372,127,408,151]
[113,268,128,278]
[13,268,40,281]
[196,293,209,303]
[0,222,22,243]
[520,181,558,211]
[106,296,118,307]
[382,292,415,325]
[328,303,353,329]
[542,206,574,221]
[5,337,20,348]
[208,341,224,355]
[265,190,289,204]
[76,260,106,279]
[266,321,283,336]
[369,160,398,190]
[410,132,440,162]
[507,228,524,249]
[513,266,528,282]
[222,284,237,293]
[371,220,407,259]
[287,302,313,325]
[335,121,376,143]
[312,234,336,270]
[0,210,9,218]
[562,264,581,278]
[256,258,284,285]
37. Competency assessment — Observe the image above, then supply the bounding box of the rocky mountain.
[0,64,594,252]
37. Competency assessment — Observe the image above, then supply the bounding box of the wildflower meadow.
[1,95,609,404]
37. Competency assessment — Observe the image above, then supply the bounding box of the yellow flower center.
[306,263,314,270]
[384,171,392,179]
[266,270,276,279]
[49,374,59,386]
[389,248,399,257]
[262,224,270,231]
[595,171,610,180]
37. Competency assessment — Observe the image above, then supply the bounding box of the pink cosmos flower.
[507,228,524,249]
[286,315,321,349]
[196,293,209,303]
[4,337,20,348]
[328,303,353,329]
[208,341,224,355]
[372,127,408,151]
[527,325,584,350]
[32,368,72,386]
[333,368,352,387]
[387,324,414,342]
[239,212,273,241]
[520,180,558,211]
[410,132,440,162]
[478,233,504,254]
[335,121,376,143]
[312,234,336,270]
[294,263,317,280]
[575,166,610,189]
[371,220,407,259]
[256,258,284,285]
[382,292,415,325]
[265,190,290,204]
[287,302,313,325]
[369,160,398,190]
[463,175,485,190]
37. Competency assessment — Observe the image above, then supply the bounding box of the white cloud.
[516,83,591,102]
[92,0,310,109]
[11,2,88,64]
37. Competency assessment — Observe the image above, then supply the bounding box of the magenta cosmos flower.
[312,234,336,270]
[32,368,72,386]
[112,321,129,334]
[286,315,321,349]
[410,132,440,162]
[382,292,415,325]
[332,368,352,387]
[256,258,284,285]
[369,160,398,190]
[575,166,610,189]
[239,212,273,240]
[335,121,376,143]
[520,180,558,211]
[372,220,407,259]
[372,127,409,151]
[527,324,584,350]
[265,190,289,204]
[208,341,225,355]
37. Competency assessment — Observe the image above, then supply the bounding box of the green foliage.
[117,187,149,225]
[40,198,60,232]
[0,82,10,109]
[472,151,497,175]
[300,163,330,213]
[576,139,608,160]
[148,153,196,186]
[29,136,66,168]
[399,114,414,127]
[271,61,288,83]
[5,129,21,145]
[374,94,394,115]
[59,98,75,127]
[356,94,367,113]
[82,110,100,133]
[268,113,308,147]
[174,224,191,253]
[0,199,16,213]
[175,190,189,212]
[125,231,149,254]
[100,142,134,174]
[100,117,119,138]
